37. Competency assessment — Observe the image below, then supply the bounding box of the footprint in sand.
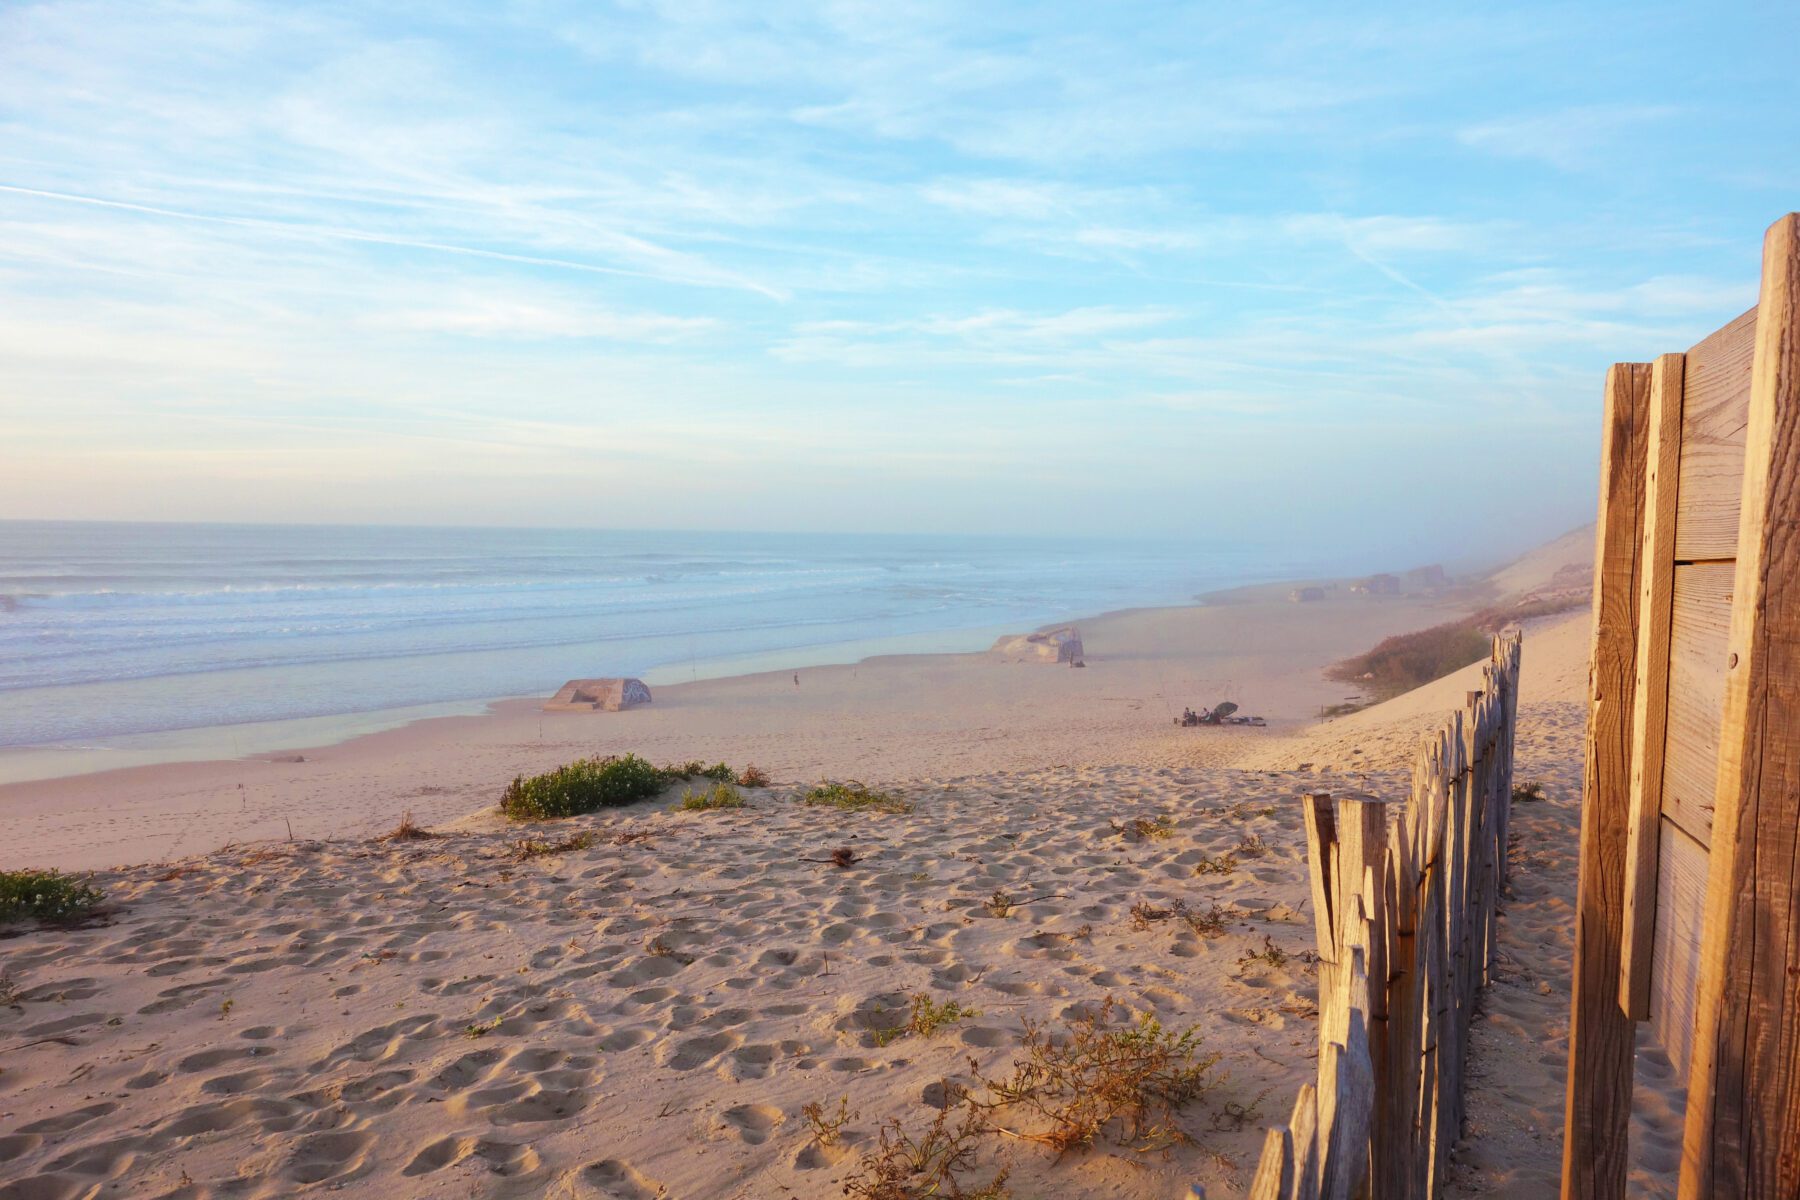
[576,1157,664,1199]
[720,1102,783,1144]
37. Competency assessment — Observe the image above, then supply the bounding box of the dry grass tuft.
[1193,851,1239,876]
[737,763,772,788]
[841,1102,1010,1200]
[1238,935,1289,968]
[968,996,1220,1156]
[1110,816,1174,841]
[802,781,913,814]
[1177,901,1230,938]
[381,810,437,842]
[1512,780,1547,803]
[510,831,597,861]
[1128,900,1173,931]
[1235,833,1270,858]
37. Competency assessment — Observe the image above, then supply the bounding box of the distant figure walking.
[793,674,800,688]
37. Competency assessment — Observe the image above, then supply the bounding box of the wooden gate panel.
[1673,308,1756,562]
[1661,561,1735,845]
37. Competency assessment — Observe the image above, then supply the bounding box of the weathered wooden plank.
[1647,817,1708,1089]
[1661,561,1734,846]
[1673,306,1756,561]
[1248,1125,1294,1200]
[1323,955,1375,1200]
[1563,361,1653,1200]
[1289,1083,1321,1200]
[1304,793,1339,961]
[1621,352,1687,1018]
[1681,213,1800,1198]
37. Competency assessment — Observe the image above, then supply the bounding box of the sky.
[1,1,1796,564]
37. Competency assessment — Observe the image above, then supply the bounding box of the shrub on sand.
[841,1103,1010,1200]
[1327,620,1493,700]
[0,869,104,924]
[969,996,1220,1155]
[499,754,665,820]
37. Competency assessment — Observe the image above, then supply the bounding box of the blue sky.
[1,1,1795,564]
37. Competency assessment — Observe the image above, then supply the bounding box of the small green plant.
[464,1017,502,1039]
[676,782,745,812]
[1512,780,1547,803]
[969,996,1220,1155]
[1238,936,1288,968]
[219,998,234,1020]
[802,781,912,814]
[499,754,666,820]
[874,993,981,1045]
[659,760,736,785]
[0,973,20,1007]
[802,1095,857,1146]
[0,869,104,924]
[841,1102,1010,1200]
[985,889,1017,918]
[737,763,771,788]
[511,831,597,860]
[1194,852,1239,876]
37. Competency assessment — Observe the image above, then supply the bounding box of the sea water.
[0,521,1315,776]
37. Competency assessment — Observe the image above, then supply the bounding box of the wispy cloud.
[0,0,1791,543]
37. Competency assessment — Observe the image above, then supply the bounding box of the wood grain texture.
[1681,213,1800,1199]
[1562,362,1652,1200]
[1661,561,1734,846]
[1648,818,1709,1087]
[1673,306,1756,561]
[1622,353,1687,1018]
[1249,1126,1293,1200]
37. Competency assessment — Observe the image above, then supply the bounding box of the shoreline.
[0,576,1468,872]
[0,575,1371,788]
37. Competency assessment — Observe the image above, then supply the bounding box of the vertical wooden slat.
[1680,211,1800,1198]
[1248,1125,1294,1200]
[1562,361,1654,1200]
[1621,351,1688,1018]
[1290,1083,1321,1200]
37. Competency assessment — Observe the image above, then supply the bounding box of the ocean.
[0,521,1316,775]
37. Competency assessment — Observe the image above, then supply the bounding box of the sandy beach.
[0,548,1609,1200]
[2,581,1460,875]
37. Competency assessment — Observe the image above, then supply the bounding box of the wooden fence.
[1562,211,1800,1198]
[1242,631,1522,1200]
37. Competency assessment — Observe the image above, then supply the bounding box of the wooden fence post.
[1562,361,1654,1200]
[1678,211,1800,1198]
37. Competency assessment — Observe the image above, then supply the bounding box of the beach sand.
[1,582,1456,875]
[0,566,1626,1199]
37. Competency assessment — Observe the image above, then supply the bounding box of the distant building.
[1404,564,1449,590]
[1363,573,1401,595]
[1290,586,1326,603]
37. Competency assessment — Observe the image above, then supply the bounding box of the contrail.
[0,183,788,301]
